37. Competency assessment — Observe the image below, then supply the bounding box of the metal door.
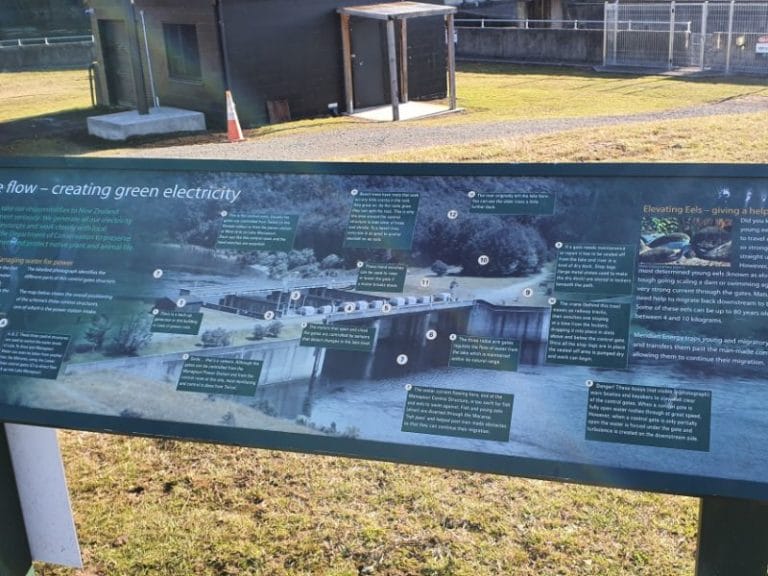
[407,16,447,101]
[350,18,389,109]
[98,19,135,107]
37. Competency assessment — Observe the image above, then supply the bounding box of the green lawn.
[0,69,92,122]
[450,63,768,122]
[44,433,697,576]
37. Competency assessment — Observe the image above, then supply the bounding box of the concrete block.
[87,106,206,141]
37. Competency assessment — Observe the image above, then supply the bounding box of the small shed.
[85,0,456,128]
[338,1,458,121]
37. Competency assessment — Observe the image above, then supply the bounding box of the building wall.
[87,0,226,119]
[222,0,448,126]
[569,2,605,21]
[456,27,603,64]
[136,0,227,121]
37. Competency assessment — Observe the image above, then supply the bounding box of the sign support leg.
[0,425,33,576]
[695,497,768,575]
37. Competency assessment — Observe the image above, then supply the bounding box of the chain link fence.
[604,1,768,74]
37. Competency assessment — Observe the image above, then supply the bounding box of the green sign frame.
[1,156,768,501]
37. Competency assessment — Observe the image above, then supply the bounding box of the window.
[163,23,201,81]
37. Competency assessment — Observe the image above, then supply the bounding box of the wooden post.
[695,497,768,576]
[399,19,408,103]
[446,13,457,110]
[0,427,32,576]
[386,19,400,121]
[340,13,354,114]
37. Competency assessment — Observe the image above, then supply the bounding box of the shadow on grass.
[0,104,371,156]
[0,107,224,155]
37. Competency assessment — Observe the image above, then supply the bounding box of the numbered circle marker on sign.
[0,319,8,328]
[426,329,437,341]
[548,297,557,306]
[478,255,490,266]
[382,303,392,313]
[182,353,190,361]
[447,209,459,220]
[220,210,228,218]
[291,290,301,301]
[420,278,430,288]
[467,190,476,198]
[405,383,413,391]
[344,303,355,313]
[449,333,457,341]
[153,269,163,279]
[523,288,534,298]
[151,309,160,316]
[350,189,359,196]
[176,298,186,308]
[555,241,563,249]
[586,380,594,388]
[396,354,409,365]
[357,261,364,268]
[264,311,275,321]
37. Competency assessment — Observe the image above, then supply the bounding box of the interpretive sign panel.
[1,158,767,500]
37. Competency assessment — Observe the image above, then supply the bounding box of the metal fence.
[604,1,768,74]
[456,18,605,29]
[0,35,94,48]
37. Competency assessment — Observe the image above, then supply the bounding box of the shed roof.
[338,1,456,20]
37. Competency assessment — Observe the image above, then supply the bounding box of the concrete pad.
[87,106,206,141]
[351,101,461,122]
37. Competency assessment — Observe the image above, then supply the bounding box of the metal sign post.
[5,425,83,569]
[695,497,768,575]
[122,0,150,114]
[0,426,33,576]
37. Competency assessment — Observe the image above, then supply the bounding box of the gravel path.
[113,95,768,161]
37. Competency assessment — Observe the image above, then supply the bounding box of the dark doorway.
[98,19,135,107]
[350,18,389,109]
[406,17,447,101]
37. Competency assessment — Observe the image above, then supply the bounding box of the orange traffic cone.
[226,90,245,142]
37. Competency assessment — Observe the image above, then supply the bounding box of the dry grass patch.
[360,111,768,163]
